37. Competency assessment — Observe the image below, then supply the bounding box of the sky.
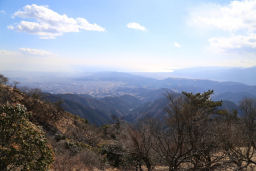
[0,0,256,73]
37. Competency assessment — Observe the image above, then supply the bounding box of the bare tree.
[12,81,19,89]
[0,74,8,85]
[126,120,156,171]
[151,90,224,171]
[151,95,193,171]
[222,99,256,170]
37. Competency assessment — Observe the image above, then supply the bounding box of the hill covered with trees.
[1,73,256,170]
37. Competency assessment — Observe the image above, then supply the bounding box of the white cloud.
[209,34,256,51]
[190,0,256,32]
[19,48,54,56]
[7,25,14,30]
[190,0,256,52]
[174,42,181,48]
[0,10,6,14]
[9,4,105,39]
[127,22,146,31]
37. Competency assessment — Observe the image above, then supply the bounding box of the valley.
[9,72,256,125]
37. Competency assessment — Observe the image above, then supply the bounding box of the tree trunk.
[168,165,177,171]
[0,162,7,171]
[144,159,152,171]
[139,163,143,171]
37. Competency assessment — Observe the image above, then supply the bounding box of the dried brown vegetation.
[1,74,256,170]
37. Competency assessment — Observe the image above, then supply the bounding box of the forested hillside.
[1,74,256,170]
[44,93,143,125]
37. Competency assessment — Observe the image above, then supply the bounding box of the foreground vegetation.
[0,74,256,170]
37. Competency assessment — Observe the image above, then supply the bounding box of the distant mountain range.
[3,71,256,125]
[134,66,256,85]
[37,72,256,125]
[171,67,256,85]
[74,72,256,104]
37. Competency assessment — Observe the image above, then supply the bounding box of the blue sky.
[0,0,256,72]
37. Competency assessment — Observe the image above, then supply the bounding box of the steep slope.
[44,93,143,125]
[126,95,239,122]
[126,97,169,122]
[0,84,107,170]
[44,85,251,125]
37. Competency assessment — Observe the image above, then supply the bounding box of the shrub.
[0,104,54,170]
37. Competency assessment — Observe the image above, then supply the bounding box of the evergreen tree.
[0,104,54,170]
